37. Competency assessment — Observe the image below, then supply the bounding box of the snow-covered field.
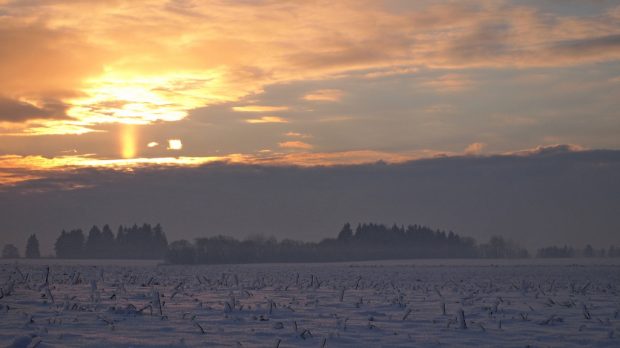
[1,259,619,347]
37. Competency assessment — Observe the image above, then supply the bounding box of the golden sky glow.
[0,0,619,184]
[66,70,227,126]
[0,149,432,175]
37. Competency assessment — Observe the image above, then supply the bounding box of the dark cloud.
[0,97,69,122]
[447,21,513,62]
[550,34,620,58]
[289,43,404,71]
[1,148,619,254]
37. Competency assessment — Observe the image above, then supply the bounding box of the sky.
[1,1,620,252]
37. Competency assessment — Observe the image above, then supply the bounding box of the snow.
[1,259,619,347]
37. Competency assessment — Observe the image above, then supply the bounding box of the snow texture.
[1,259,619,347]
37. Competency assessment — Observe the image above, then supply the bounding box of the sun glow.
[66,71,224,126]
[9,67,254,136]
[120,124,137,158]
[44,67,253,135]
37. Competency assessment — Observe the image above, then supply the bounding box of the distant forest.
[3,222,619,262]
[166,223,620,264]
[54,224,168,259]
[167,223,527,264]
[536,244,616,258]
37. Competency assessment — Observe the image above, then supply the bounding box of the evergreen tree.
[116,226,127,258]
[337,223,353,241]
[55,229,85,258]
[55,230,68,258]
[85,225,102,257]
[100,224,116,258]
[153,223,168,257]
[25,234,40,258]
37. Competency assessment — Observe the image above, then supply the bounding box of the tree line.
[54,223,168,259]
[536,244,620,258]
[166,223,530,264]
[2,222,619,262]
[1,224,168,259]
[166,223,620,264]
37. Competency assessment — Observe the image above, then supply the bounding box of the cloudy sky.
[1,1,619,176]
[1,1,620,252]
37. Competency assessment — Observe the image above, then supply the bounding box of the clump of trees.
[536,244,620,258]
[55,223,168,259]
[55,229,86,259]
[2,244,19,259]
[608,246,620,257]
[478,236,529,258]
[1,234,41,259]
[537,245,577,258]
[323,223,480,260]
[167,236,311,264]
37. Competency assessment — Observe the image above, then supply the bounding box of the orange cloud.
[245,116,288,124]
[464,142,486,155]
[232,105,289,113]
[506,144,585,157]
[284,132,312,138]
[302,89,344,102]
[253,150,438,167]
[278,141,314,150]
